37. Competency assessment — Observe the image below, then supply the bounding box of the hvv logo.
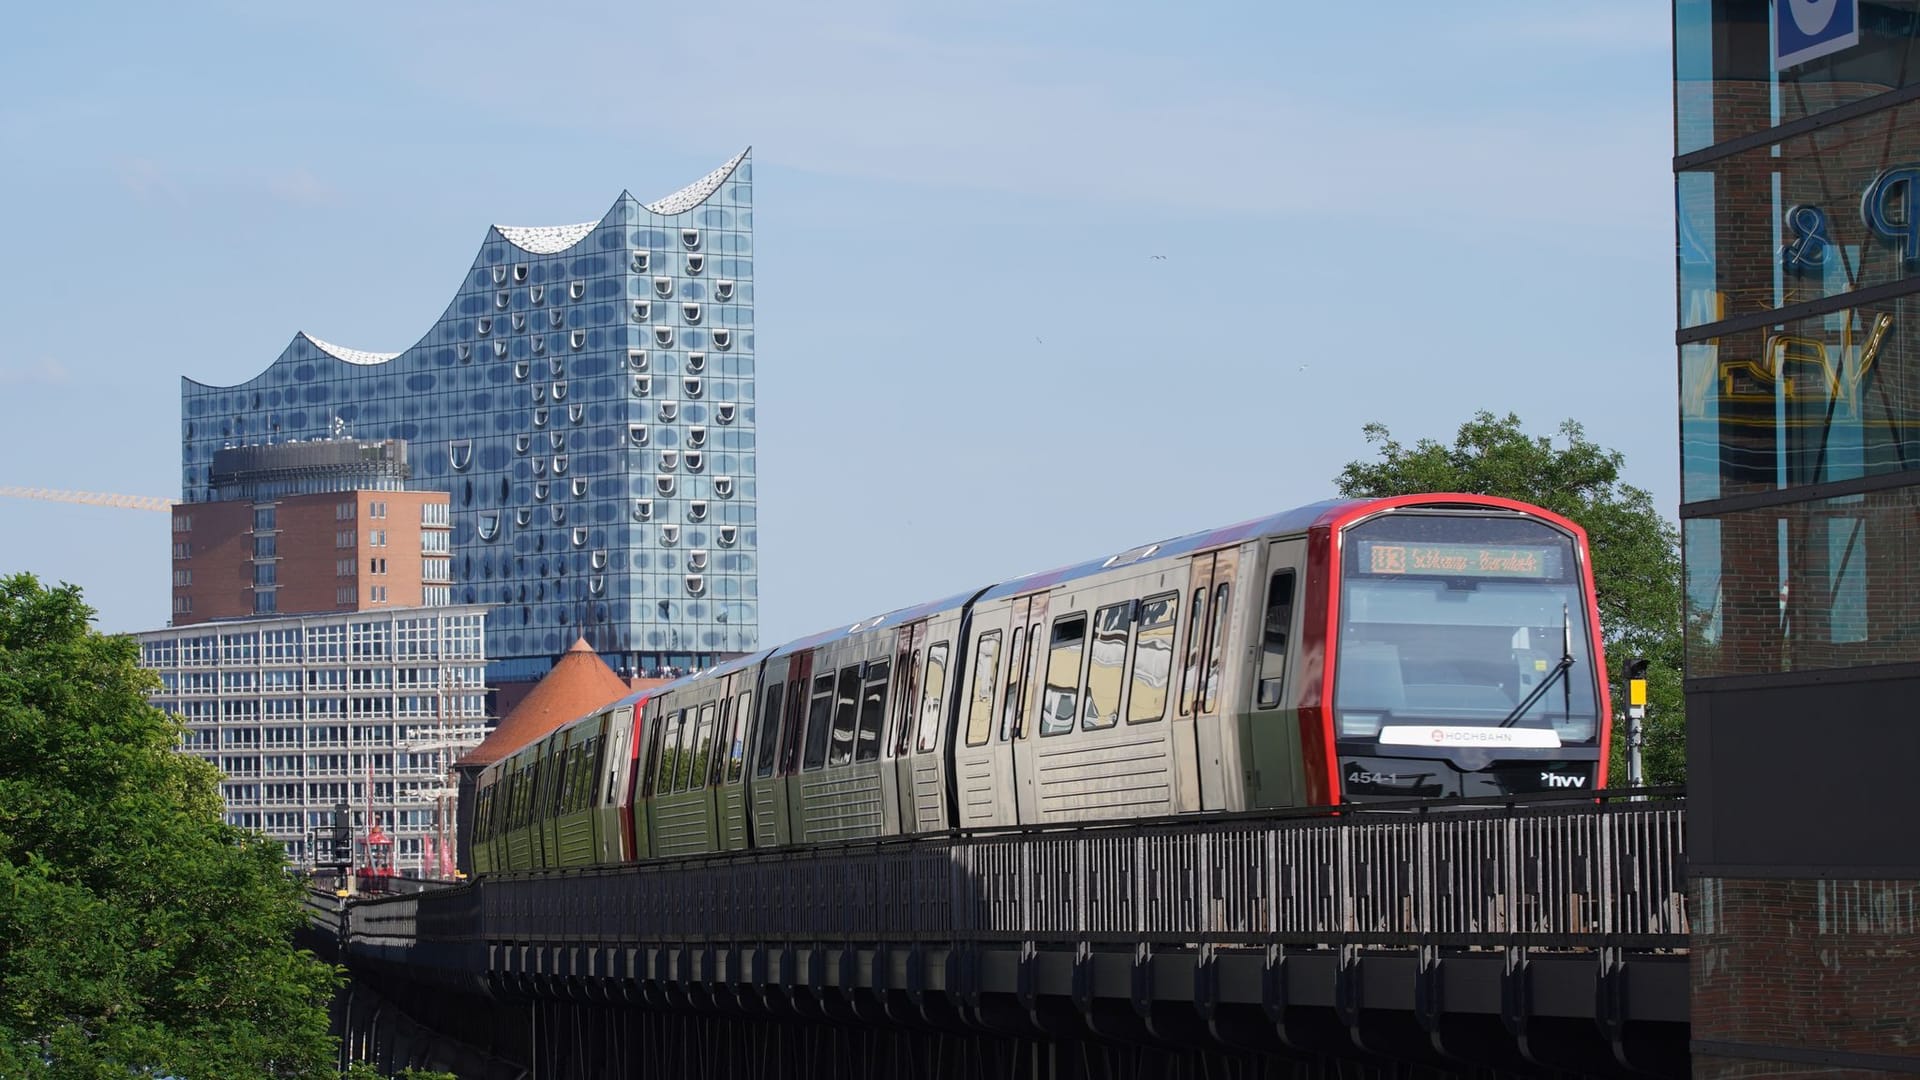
[1541,773,1588,789]
[1777,0,1860,69]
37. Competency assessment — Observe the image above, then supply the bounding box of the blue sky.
[0,1,1676,643]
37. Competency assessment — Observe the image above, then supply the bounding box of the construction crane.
[0,487,177,513]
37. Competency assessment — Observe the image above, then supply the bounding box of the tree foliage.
[1335,413,1685,785]
[0,573,341,1079]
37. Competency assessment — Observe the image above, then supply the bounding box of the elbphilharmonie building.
[180,150,757,679]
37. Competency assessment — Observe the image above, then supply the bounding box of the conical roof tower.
[460,638,631,768]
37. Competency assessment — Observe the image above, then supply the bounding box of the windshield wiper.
[1499,603,1574,728]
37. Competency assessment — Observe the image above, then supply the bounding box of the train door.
[772,652,812,842]
[1008,593,1049,822]
[1245,539,1308,809]
[1181,550,1238,811]
[746,656,793,847]
[952,601,1017,827]
[889,621,926,832]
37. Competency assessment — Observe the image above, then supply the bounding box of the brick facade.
[170,489,450,625]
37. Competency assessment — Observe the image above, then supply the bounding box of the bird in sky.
[1149,255,1167,261]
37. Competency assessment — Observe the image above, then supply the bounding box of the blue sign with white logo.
[1777,0,1860,68]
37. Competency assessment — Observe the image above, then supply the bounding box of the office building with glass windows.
[178,150,758,682]
[135,606,491,874]
[1676,1,1920,1071]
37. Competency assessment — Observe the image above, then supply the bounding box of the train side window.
[565,742,583,812]
[659,709,685,794]
[964,630,1002,747]
[1127,593,1178,723]
[728,691,753,781]
[577,740,596,811]
[1180,587,1206,716]
[1202,583,1232,714]
[1042,614,1088,736]
[753,683,784,778]
[829,665,861,766]
[691,703,716,790]
[1257,571,1296,709]
[855,661,889,762]
[999,627,1025,742]
[803,673,836,770]
[545,748,566,816]
[780,677,809,774]
[916,642,950,752]
[1085,602,1131,730]
[640,709,665,797]
[705,697,731,788]
[894,647,922,756]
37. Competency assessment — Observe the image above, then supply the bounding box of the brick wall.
[1693,877,1920,1074]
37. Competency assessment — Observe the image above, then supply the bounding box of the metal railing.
[345,790,1686,954]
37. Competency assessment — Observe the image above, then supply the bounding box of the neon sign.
[1780,167,1920,273]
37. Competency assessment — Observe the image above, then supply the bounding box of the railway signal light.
[1624,657,1650,720]
[1623,658,1650,788]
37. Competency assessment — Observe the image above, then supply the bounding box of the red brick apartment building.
[169,439,451,624]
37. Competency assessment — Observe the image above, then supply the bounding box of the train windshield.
[1333,513,1599,747]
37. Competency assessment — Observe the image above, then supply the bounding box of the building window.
[336,502,356,521]
[173,569,193,587]
[253,506,276,531]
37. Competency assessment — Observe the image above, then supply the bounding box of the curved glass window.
[1333,513,1599,746]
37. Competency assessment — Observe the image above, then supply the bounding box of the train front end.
[1323,499,1608,801]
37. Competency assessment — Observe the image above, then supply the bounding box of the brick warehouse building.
[1676,0,1920,1073]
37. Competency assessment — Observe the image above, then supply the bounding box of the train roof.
[976,494,1549,601]
[768,588,982,659]
[974,498,1347,602]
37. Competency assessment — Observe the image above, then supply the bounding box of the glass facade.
[137,606,490,874]
[180,151,757,674]
[1676,0,1920,154]
[1678,4,1920,1073]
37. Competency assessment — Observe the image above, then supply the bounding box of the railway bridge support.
[309,791,1691,1078]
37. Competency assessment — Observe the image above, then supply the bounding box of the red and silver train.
[471,494,1610,873]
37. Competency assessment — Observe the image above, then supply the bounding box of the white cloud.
[0,358,70,387]
[263,166,338,207]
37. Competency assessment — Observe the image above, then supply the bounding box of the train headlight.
[1338,712,1383,738]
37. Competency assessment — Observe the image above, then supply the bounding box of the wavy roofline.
[493,147,751,256]
[183,149,752,390]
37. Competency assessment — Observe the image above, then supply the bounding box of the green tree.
[1335,412,1685,785]
[0,573,340,1079]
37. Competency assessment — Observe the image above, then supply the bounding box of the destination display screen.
[1354,540,1564,580]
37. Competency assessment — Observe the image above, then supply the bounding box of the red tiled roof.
[458,638,630,767]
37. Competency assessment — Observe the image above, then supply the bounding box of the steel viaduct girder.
[315,792,1692,1077]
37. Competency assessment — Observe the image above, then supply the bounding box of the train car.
[469,688,657,873]
[636,651,768,858]
[468,493,1609,874]
[943,493,1607,820]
